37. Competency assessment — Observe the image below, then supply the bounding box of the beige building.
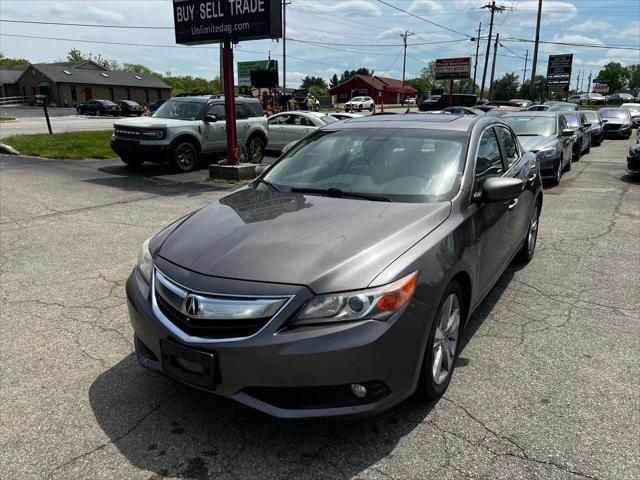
[0,60,171,106]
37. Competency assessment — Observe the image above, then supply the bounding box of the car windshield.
[351,97,364,102]
[153,100,203,120]
[503,116,556,136]
[582,111,600,123]
[625,105,640,115]
[600,109,629,119]
[262,128,467,203]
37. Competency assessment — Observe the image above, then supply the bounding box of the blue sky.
[0,0,638,89]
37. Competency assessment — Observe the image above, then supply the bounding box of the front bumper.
[627,147,640,173]
[125,261,432,419]
[536,154,561,179]
[110,137,172,162]
[603,124,632,137]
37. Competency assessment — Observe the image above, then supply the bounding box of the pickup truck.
[111,95,268,172]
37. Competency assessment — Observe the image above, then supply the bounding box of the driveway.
[1,137,639,479]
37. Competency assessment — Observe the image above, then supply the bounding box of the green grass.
[0,117,16,122]
[2,130,117,159]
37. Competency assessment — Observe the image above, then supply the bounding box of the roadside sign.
[593,78,608,84]
[546,54,573,91]
[435,57,471,81]
[238,60,269,86]
[172,0,283,45]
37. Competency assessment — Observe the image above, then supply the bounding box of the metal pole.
[529,0,543,99]
[43,101,52,135]
[400,31,413,105]
[219,44,224,92]
[489,33,499,98]
[449,79,454,107]
[522,49,529,88]
[473,22,482,94]
[222,40,238,165]
[282,1,288,94]
[480,1,496,100]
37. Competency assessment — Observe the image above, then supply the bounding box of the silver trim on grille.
[151,268,294,343]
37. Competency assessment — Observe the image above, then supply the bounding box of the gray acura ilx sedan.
[126,114,543,418]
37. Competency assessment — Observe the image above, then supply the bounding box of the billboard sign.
[435,57,471,81]
[546,54,573,91]
[593,78,609,94]
[173,0,283,45]
[238,60,269,86]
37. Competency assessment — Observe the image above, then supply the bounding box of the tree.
[419,61,449,90]
[598,62,630,94]
[65,48,120,70]
[407,77,431,93]
[329,73,340,89]
[300,75,328,94]
[338,68,373,84]
[491,72,520,100]
[0,54,29,67]
[122,63,155,74]
[519,75,546,101]
[161,74,220,96]
[627,64,640,92]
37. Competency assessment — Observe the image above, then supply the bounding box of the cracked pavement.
[1,138,638,479]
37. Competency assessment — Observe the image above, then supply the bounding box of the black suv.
[77,99,121,116]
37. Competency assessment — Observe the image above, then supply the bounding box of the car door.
[285,113,316,144]
[579,112,591,150]
[202,103,227,153]
[494,124,533,255]
[235,104,250,145]
[267,114,290,150]
[558,115,573,162]
[471,127,513,294]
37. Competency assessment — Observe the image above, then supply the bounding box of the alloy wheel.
[432,293,461,385]
[527,205,539,257]
[175,143,197,171]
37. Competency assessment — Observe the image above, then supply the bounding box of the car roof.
[170,95,259,104]
[501,111,558,118]
[323,112,490,132]
[622,103,640,106]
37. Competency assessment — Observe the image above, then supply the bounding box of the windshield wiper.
[256,178,279,192]
[291,187,392,202]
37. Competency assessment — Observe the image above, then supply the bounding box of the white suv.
[344,96,375,112]
[111,96,268,172]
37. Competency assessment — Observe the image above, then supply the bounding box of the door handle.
[244,124,250,128]
[528,172,537,182]
[508,198,519,210]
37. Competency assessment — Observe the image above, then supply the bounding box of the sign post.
[435,57,472,107]
[172,0,282,167]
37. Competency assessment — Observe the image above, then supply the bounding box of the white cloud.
[302,0,381,16]
[407,0,445,15]
[606,21,640,40]
[571,19,611,33]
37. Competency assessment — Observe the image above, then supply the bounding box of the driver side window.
[208,104,225,121]
[475,128,504,185]
[495,125,519,168]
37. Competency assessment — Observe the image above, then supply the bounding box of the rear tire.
[358,105,363,112]
[516,201,540,264]
[120,156,144,167]
[172,141,199,172]
[415,281,464,402]
[584,139,591,154]
[550,159,562,186]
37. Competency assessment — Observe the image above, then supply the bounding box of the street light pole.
[529,0,543,99]
[400,30,414,104]
[473,22,482,94]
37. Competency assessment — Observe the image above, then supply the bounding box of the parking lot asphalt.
[1,137,639,480]
[0,114,117,139]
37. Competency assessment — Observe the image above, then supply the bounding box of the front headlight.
[136,237,153,283]
[141,129,165,139]
[290,271,418,327]
[535,147,559,160]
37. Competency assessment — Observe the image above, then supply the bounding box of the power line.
[374,0,473,38]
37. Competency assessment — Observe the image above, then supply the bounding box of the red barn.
[329,75,417,104]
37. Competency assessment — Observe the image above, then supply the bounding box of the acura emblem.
[185,295,200,317]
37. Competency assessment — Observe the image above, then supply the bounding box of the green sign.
[238,60,269,86]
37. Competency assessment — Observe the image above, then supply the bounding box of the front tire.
[246,135,266,163]
[415,281,464,401]
[563,153,571,172]
[358,105,363,112]
[172,141,199,172]
[550,158,562,186]
[516,202,540,264]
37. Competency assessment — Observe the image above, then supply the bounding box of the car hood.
[518,135,557,152]
[113,117,199,128]
[157,187,451,293]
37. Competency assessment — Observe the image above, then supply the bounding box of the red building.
[329,75,417,104]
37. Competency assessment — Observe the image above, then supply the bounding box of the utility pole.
[576,70,580,92]
[522,49,529,88]
[588,71,592,92]
[489,33,500,98]
[400,30,414,104]
[580,70,585,92]
[282,0,291,94]
[473,22,482,94]
[480,1,508,100]
[529,0,543,99]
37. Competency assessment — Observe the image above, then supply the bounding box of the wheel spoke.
[432,345,443,382]
[447,309,461,338]
[440,295,453,330]
[442,341,452,371]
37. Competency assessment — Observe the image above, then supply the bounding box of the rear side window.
[494,125,519,168]
[235,104,248,120]
[475,128,504,182]
[244,102,264,118]
[208,104,225,121]
[563,114,579,128]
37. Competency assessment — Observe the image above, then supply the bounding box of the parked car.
[486,100,519,107]
[111,96,268,171]
[416,93,441,110]
[330,112,364,121]
[627,129,640,175]
[581,110,605,146]
[510,99,533,108]
[568,93,606,105]
[548,103,579,112]
[425,94,480,112]
[485,106,522,117]
[621,103,640,128]
[562,112,592,158]
[76,99,121,116]
[267,111,337,151]
[441,106,486,116]
[527,104,550,112]
[344,96,375,112]
[606,93,634,103]
[117,100,143,116]
[502,111,574,185]
[149,99,167,113]
[406,97,416,105]
[125,114,542,418]
[599,108,633,138]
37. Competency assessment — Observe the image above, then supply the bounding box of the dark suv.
[77,99,121,116]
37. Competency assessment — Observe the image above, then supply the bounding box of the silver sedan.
[267,111,337,151]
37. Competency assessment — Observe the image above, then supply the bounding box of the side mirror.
[205,114,217,123]
[281,141,297,155]
[561,129,574,136]
[583,122,592,128]
[482,177,524,202]
[602,118,608,123]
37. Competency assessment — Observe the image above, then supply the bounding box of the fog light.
[351,383,367,399]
